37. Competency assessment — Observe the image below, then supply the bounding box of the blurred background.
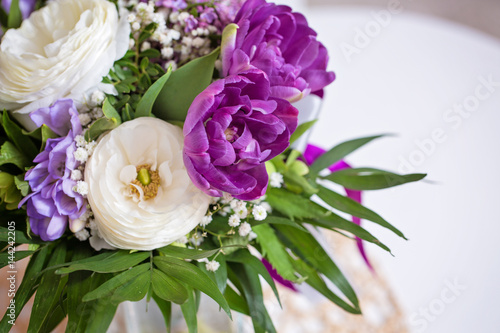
[296,0,500,332]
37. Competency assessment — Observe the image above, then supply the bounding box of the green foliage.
[153,47,220,122]
[325,167,426,190]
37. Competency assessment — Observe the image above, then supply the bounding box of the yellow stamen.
[130,164,160,200]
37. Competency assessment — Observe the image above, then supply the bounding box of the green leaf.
[228,250,282,307]
[0,6,8,28]
[102,98,122,125]
[56,250,149,274]
[2,111,38,161]
[28,242,67,333]
[309,135,385,174]
[153,256,231,317]
[152,293,172,333]
[84,117,118,141]
[0,141,30,170]
[0,226,39,244]
[180,287,197,333]
[66,245,117,333]
[292,258,361,314]
[153,48,220,122]
[157,245,219,260]
[266,188,326,220]
[274,224,360,313]
[0,250,33,268]
[289,119,317,145]
[6,0,21,29]
[140,48,161,59]
[135,68,172,117]
[316,185,406,239]
[212,255,227,294]
[223,285,249,315]
[40,125,58,149]
[151,268,189,304]
[230,263,276,333]
[252,224,298,283]
[82,263,150,303]
[14,175,29,196]
[0,245,50,330]
[325,167,426,190]
[251,215,307,232]
[308,213,391,253]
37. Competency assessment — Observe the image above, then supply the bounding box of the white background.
[286,1,500,332]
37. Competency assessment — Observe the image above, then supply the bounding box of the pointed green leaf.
[325,167,426,190]
[0,141,30,170]
[153,256,231,317]
[289,119,318,145]
[56,250,149,274]
[252,224,298,283]
[266,188,326,220]
[0,250,33,268]
[102,98,122,125]
[228,250,282,307]
[230,263,276,333]
[82,263,150,303]
[292,258,361,314]
[274,224,360,312]
[316,185,406,239]
[84,117,118,141]
[0,245,50,330]
[180,287,197,333]
[28,242,67,333]
[157,245,220,260]
[153,48,220,122]
[152,293,172,333]
[152,269,189,304]
[309,135,385,174]
[136,68,172,117]
[6,0,21,29]
[2,111,38,160]
[223,285,249,315]
[251,215,307,232]
[308,213,391,253]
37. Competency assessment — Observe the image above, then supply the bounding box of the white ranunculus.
[0,0,130,130]
[85,117,211,250]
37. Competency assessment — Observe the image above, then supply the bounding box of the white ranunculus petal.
[0,0,130,130]
[85,118,211,250]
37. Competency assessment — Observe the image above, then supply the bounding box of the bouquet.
[0,0,425,332]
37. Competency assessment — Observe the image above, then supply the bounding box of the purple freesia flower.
[222,0,335,102]
[30,99,82,137]
[20,99,86,241]
[1,0,36,19]
[183,69,298,200]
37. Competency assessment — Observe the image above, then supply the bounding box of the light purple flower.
[222,0,335,102]
[20,99,86,241]
[183,69,298,200]
[1,0,36,19]
[30,99,82,137]
[155,0,187,10]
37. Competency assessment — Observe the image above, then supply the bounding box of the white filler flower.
[85,118,211,250]
[0,0,130,130]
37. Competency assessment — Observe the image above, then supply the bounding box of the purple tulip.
[183,69,298,200]
[1,0,36,19]
[222,0,335,102]
[20,99,86,241]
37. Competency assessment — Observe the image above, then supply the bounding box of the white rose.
[85,117,211,250]
[0,0,130,130]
